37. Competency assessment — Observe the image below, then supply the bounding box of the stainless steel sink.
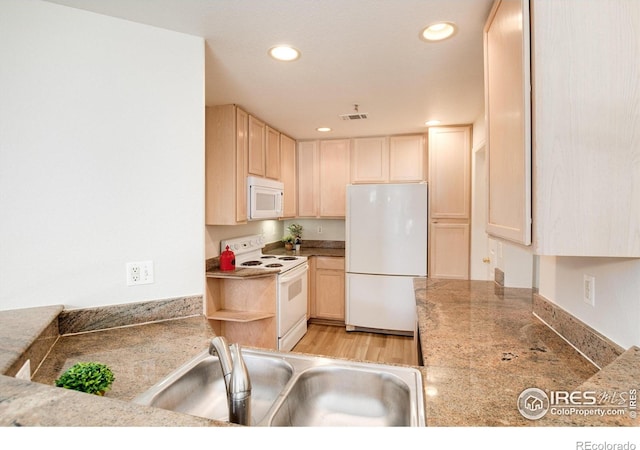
[132,349,294,425]
[133,347,425,427]
[267,365,416,426]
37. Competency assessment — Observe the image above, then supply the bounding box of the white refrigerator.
[345,183,428,334]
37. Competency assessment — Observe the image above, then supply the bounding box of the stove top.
[221,235,307,273]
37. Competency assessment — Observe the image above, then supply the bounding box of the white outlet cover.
[583,274,595,306]
[127,261,154,286]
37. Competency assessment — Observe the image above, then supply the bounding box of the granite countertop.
[0,312,228,426]
[1,277,637,427]
[415,278,639,426]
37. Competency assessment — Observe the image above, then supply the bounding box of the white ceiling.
[44,0,494,140]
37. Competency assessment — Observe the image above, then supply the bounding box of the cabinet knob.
[482,257,491,263]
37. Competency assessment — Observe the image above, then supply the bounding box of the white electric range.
[220,235,308,351]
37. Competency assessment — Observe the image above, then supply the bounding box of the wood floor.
[292,322,416,366]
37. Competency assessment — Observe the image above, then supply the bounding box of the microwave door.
[251,186,282,219]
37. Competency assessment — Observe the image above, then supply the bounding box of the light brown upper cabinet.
[297,141,318,217]
[485,0,640,256]
[351,137,388,183]
[248,115,266,178]
[280,133,297,218]
[297,139,350,218]
[388,135,426,183]
[319,139,350,217]
[428,127,471,220]
[205,104,248,225]
[350,135,425,184]
[484,0,532,246]
[265,126,281,180]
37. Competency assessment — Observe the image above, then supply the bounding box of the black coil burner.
[265,263,284,268]
[241,260,262,266]
[279,256,297,261]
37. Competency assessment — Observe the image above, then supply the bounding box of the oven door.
[277,262,308,349]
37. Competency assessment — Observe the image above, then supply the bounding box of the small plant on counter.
[55,362,115,396]
[282,235,295,250]
[287,223,303,244]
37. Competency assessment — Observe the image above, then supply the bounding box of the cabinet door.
[297,141,318,217]
[319,139,350,217]
[429,222,470,279]
[314,257,345,321]
[351,137,388,183]
[428,126,471,219]
[205,105,248,225]
[531,0,640,256]
[389,135,425,182]
[280,133,297,218]
[235,108,248,223]
[248,115,266,177]
[484,0,532,245]
[265,126,281,180]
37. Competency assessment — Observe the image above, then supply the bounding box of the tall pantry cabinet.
[428,126,471,279]
[484,0,640,256]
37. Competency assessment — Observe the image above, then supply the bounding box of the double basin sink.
[133,346,425,427]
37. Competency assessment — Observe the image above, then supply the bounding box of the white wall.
[470,115,490,280]
[0,0,205,310]
[538,256,640,349]
[284,219,345,241]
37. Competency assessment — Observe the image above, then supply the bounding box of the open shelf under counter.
[206,309,275,323]
[205,272,278,350]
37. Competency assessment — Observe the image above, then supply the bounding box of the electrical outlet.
[583,274,595,306]
[126,261,154,286]
[317,225,323,234]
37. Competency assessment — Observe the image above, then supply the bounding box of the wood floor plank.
[292,323,415,366]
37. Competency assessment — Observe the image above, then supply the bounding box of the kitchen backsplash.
[205,219,346,257]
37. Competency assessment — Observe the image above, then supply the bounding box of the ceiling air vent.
[339,104,368,120]
[339,112,368,120]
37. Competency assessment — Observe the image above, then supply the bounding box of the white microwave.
[247,176,284,220]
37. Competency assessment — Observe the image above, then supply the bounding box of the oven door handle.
[278,263,308,283]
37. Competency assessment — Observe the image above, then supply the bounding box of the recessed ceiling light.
[316,127,332,132]
[268,45,301,62]
[420,22,457,42]
[425,120,441,126]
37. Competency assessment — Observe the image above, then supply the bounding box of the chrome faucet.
[209,336,252,425]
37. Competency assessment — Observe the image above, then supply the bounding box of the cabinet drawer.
[315,256,344,270]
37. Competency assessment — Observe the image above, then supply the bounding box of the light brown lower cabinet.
[428,222,470,279]
[308,256,345,323]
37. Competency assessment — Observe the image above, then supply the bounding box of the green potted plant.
[287,223,303,249]
[55,362,115,396]
[281,235,295,251]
